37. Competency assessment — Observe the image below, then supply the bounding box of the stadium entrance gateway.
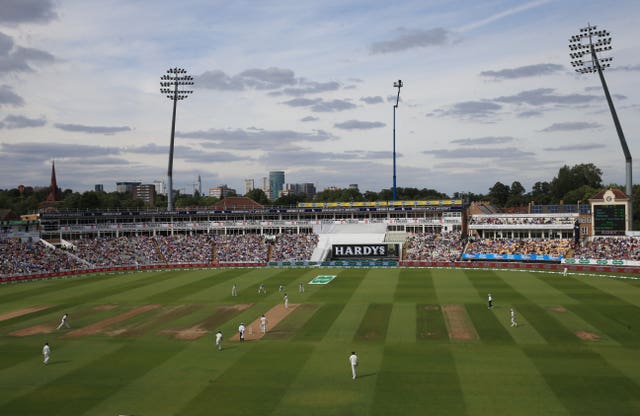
[309,275,336,285]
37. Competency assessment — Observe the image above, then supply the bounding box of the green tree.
[245,188,270,205]
[506,181,526,207]
[363,191,379,201]
[274,193,307,206]
[453,191,485,203]
[528,181,552,205]
[551,163,602,201]
[488,181,510,207]
[562,185,599,205]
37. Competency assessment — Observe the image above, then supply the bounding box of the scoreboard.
[593,204,626,236]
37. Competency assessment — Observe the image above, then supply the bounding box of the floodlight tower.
[392,79,403,201]
[160,67,194,211]
[570,24,632,230]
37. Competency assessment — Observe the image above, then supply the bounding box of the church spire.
[46,161,62,202]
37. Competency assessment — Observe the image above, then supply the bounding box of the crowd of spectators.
[470,216,576,226]
[404,231,465,261]
[0,239,85,276]
[156,234,215,263]
[7,232,640,277]
[213,234,269,263]
[465,238,572,258]
[70,236,163,267]
[271,233,319,262]
[572,237,640,260]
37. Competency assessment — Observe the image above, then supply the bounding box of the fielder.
[260,314,267,334]
[487,293,493,309]
[42,342,51,364]
[349,351,359,379]
[563,267,568,276]
[215,330,223,350]
[299,282,305,293]
[238,322,246,343]
[232,283,238,297]
[258,283,266,295]
[56,313,71,330]
[510,308,517,327]
[284,293,289,309]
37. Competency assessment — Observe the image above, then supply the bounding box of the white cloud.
[0,0,638,195]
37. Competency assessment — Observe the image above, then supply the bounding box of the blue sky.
[1,0,639,196]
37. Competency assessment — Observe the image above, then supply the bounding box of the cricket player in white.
[42,342,51,364]
[487,293,493,309]
[563,267,568,276]
[349,352,358,379]
[260,314,267,334]
[284,293,289,309]
[215,330,223,350]
[299,283,305,293]
[56,313,70,330]
[232,283,238,297]
[510,308,517,327]
[238,323,246,343]
[258,283,266,295]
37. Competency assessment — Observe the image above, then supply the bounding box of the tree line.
[1,163,638,227]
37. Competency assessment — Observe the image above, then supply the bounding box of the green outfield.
[1,267,640,415]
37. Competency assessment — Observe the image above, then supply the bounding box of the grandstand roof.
[590,188,628,201]
[212,196,264,210]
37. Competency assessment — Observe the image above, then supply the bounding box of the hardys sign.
[332,244,398,259]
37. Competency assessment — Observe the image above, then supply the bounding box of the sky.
[1,0,639,197]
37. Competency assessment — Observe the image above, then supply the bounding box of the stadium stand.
[464,238,572,258]
[573,237,640,260]
[404,231,465,261]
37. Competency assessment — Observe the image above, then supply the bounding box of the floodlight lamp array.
[159,68,194,100]
[569,24,613,74]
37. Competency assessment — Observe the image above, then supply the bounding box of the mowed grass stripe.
[0,340,124,409]
[541,275,640,345]
[386,302,417,344]
[294,303,345,342]
[307,269,367,303]
[146,269,253,303]
[517,303,580,345]
[452,344,567,415]
[394,268,437,303]
[258,268,310,294]
[565,304,640,347]
[354,303,392,343]
[55,271,185,307]
[118,304,204,337]
[0,273,124,305]
[0,339,44,370]
[273,343,383,415]
[179,342,314,416]
[267,303,319,340]
[465,304,514,344]
[541,274,640,307]
[464,269,529,306]
[0,306,64,329]
[371,344,466,415]
[0,340,187,416]
[524,345,640,415]
[416,304,448,342]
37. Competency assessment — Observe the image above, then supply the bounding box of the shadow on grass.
[220,345,240,351]
[357,372,377,379]
[46,360,70,365]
